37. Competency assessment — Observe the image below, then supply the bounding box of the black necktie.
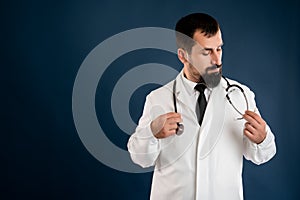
[194,84,207,126]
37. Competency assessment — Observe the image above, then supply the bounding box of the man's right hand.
[151,112,182,139]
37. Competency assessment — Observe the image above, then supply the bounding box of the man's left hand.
[243,110,267,144]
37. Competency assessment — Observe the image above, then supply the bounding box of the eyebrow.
[203,43,224,51]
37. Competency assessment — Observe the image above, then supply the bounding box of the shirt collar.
[179,70,212,95]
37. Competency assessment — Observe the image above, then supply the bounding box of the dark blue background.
[3,0,299,199]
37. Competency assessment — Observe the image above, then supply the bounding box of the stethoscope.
[173,79,184,135]
[173,75,248,135]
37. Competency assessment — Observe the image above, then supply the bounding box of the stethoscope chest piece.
[176,123,184,135]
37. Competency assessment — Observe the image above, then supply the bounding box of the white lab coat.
[127,72,276,200]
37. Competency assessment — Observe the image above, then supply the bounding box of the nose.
[211,50,222,65]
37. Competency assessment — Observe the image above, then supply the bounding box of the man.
[127,13,276,200]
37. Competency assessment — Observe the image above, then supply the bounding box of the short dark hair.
[175,13,220,53]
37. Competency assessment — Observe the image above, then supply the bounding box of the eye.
[201,50,211,56]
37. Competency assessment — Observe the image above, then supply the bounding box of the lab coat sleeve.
[242,88,277,165]
[127,94,161,168]
[243,124,276,165]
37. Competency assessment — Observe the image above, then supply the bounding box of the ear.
[177,48,189,64]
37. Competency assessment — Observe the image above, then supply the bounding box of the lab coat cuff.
[147,124,159,145]
[247,125,273,149]
[257,125,274,148]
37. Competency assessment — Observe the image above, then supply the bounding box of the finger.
[165,112,181,119]
[243,112,261,128]
[165,127,177,136]
[244,129,255,142]
[243,115,259,128]
[167,117,183,125]
[167,123,179,131]
[168,129,177,135]
[158,113,180,127]
[244,110,264,124]
[245,122,256,134]
[161,125,177,136]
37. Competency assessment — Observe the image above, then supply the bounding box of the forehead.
[193,29,223,48]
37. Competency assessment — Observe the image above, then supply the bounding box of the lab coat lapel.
[198,79,227,159]
[156,74,200,169]
[157,75,226,168]
[174,73,198,122]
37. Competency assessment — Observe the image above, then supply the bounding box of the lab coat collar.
[180,71,198,96]
[174,71,198,120]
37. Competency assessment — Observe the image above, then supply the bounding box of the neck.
[183,66,203,83]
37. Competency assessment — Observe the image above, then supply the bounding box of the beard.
[200,64,222,88]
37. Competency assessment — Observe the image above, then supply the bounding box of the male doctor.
[127,13,276,200]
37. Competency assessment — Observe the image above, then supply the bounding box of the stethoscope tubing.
[173,75,248,135]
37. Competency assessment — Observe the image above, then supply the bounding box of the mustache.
[206,64,223,72]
